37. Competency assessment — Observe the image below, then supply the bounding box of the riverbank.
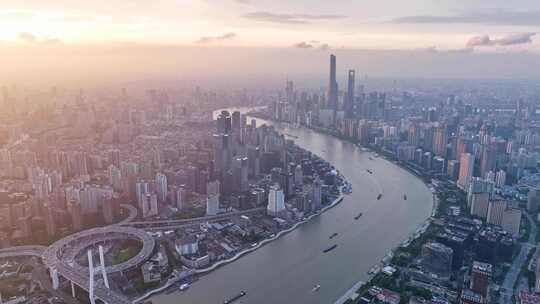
[251,114,438,304]
[196,194,345,275]
[334,280,365,304]
[150,109,434,304]
[135,194,346,303]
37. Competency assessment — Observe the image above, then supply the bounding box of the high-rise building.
[120,161,138,177]
[294,164,303,187]
[142,193,158,218]
[174,186,187,210]
[267,184,286,216]
[207,180,220,197]
[447,159,460,181]
[232,157,249,193]
[535,255,540,292]
[135,181,150,209]
[43,203,57,238]
[198,169,209,194]
[345,69,355,118]
[487,199,507,226]
[69,199,83,231]
[206,194,219,216]
[102,198,115,224]
[495,170,506,188]
[247,146,261,178]
[470,261,492,298]
[470,192,489,219]
[502,208,521,237]
[231,111,241,132]
[460,289,485,304]
[485,170,495,183]
[468,178,495,200]
[155,172,168,203]
[77,185,112,215]
[285,80,294,103]
[456,136,468,161]
[186,165,199,193]
[213,134,230,175]
[432,124,447,157]
[216,110,232,134]
[327,54,338,124]
[421,242,453,277]
[408,123,420,147]
[527,188,539,213]
[108,165,123,191]
[480,145,496,178]
[423,126,434,152]
[458,153,474,190]
[107,149,121,167]
[312,176,323,211]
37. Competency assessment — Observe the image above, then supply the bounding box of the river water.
[151,108,433,304]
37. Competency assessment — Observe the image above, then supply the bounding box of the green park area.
[112,244,141,265]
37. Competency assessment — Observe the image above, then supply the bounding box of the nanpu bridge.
[42,226,155,304]
[0,204,266,303]
[0,204,152,304]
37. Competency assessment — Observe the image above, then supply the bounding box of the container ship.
[223,291,246,304]
[323,244,338,253]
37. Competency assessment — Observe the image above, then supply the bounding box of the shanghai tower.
[328,54,338,125]
[345,69,355,118]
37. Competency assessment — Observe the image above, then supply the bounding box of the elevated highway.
[0,245,46,259]
[122,207,266,230]
[42,226,155,304]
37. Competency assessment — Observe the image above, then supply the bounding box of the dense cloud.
[18,32,61,45]
[391,9,540,26]
[195,32,236,44]
[294,41,313,48]
[293,41,331,50]
[18,32,37,43]
[446,48,474,54]
[42,38,62,45]
[467,33,536,47]
[497,33,537,46]
[243,11,346,24]
[466,35,492,47]
[416,46,474,54]
[318,43,330,50]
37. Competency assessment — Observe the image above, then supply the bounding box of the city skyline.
[3,3,540,304]
[0,50,539,304]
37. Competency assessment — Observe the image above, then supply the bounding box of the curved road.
[42,226,156,304]
[0,203,142,304]
[116,204,139,225]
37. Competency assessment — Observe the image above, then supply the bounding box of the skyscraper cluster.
[209,110,334,217]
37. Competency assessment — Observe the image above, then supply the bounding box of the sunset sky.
[2,0,540,51]
[3,0,540,86]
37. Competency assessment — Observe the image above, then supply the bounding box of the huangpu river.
[151,108,433,304]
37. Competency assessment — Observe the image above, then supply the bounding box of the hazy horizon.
[4,44,540,89]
